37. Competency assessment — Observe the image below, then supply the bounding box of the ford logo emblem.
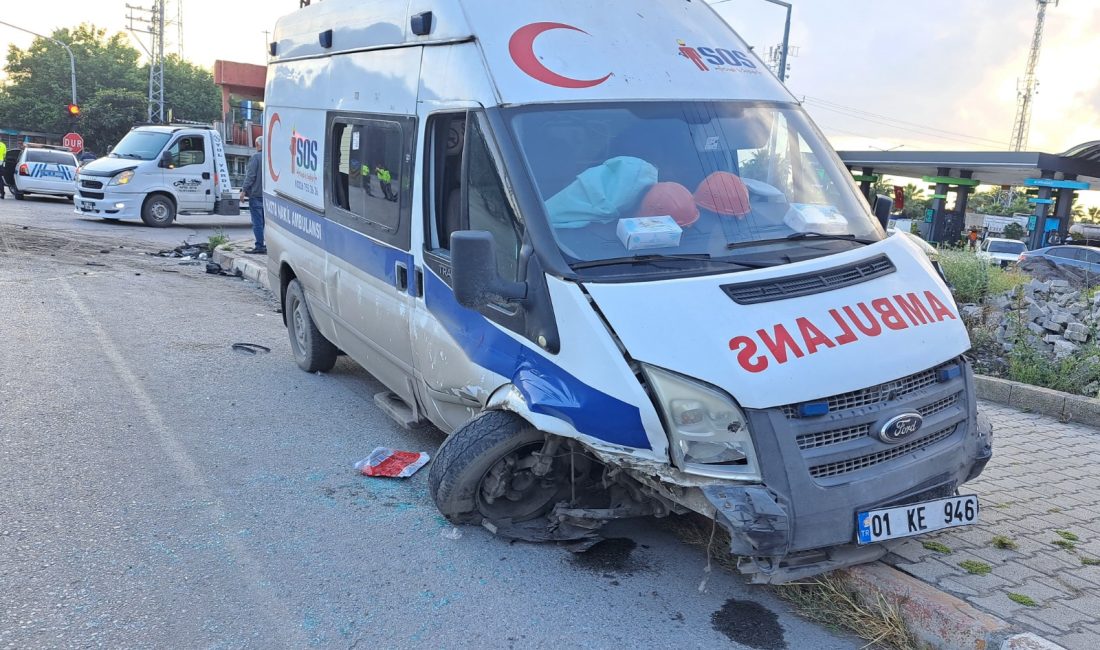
[878,413,923,444]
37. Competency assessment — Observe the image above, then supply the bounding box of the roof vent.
[411,11,433,36]
[319,29,333,49]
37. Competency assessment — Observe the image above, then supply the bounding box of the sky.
[1,0,1097,157]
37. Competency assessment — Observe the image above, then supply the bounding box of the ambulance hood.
[583,235,971,410]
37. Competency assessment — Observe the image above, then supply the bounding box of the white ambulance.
[74,124,240,227]
[264,0,991,581]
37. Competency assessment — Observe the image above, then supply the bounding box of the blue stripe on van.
[265,193,652,450]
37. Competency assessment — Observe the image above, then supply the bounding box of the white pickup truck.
[75,124,241,227]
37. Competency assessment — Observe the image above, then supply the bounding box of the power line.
[802,99,1004,150]
[802,95,1007,147]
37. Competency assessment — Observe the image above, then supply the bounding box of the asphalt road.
[0,192,253,249]
[0,199,858,648]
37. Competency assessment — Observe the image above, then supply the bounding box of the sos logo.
[677,40,758,73]
[290,129,319,174]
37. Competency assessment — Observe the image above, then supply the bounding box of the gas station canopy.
[838,143,1100,187]
[837,142,1100,248]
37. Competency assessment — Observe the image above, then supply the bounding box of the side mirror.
[159,151,173,168]
[450,231,527,308]
[873,194,892,230]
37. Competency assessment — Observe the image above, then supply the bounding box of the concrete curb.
[212,240,270,291]
[842,563,1066,650]
[975,374,1100,427]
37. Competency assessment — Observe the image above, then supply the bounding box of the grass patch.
[666,514,919,650]
[938,249,1028,304]
[208,228,230,250]
[776,575,919,650]
[1007,593,1038,607]
[1053,539,1077,551]
[1056,530,1080,542]
[922,541,952,554]
[1005,336,1100,398]
[1081,557,1100,566]
[991,536,1019,551]
[958,560,992,575]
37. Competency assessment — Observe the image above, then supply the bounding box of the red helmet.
[694,172,750,217]
[639,182,699,227]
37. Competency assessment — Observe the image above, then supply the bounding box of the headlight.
[643,364,760,480]
[109,170,134,186]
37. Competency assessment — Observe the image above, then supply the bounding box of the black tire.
[430,411,565,526]
[11,186,24,200]
[141,194,175,227]
[284,279,338,373]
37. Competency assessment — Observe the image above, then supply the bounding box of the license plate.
[857,494,979,544]
[80,201,94,211]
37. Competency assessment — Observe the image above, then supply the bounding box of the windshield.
[988,240,1025,254]
[110,130,171,160]
[506,102,881,273]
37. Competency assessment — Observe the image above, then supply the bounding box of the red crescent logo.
[266,112,281,182]
[508,22,612,89]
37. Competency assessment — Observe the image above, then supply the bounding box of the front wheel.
[429,411,572,526]
[284,279,338,373]
[141,194,175,227]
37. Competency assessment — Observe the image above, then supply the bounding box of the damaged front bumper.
[609,358,992,583]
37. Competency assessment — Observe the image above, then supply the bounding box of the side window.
[1052,247,1079,260]
[330,118,402,232]
[466,118,523,281]
[426,113,523,282]
[168,136,205,167]
[980,239,989,252]
[1082,249,1100,264]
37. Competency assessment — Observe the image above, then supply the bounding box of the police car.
[8,145,79,200]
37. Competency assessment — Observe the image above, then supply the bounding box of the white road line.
[59,277,307,646]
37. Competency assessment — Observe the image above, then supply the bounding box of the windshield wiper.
[727,233,877,250]
[786,232,878,244]
[570,253,768,271]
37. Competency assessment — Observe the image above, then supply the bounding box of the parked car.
[7,145,78,200]
[976,237,1027,267]
[1020,245,1100,275]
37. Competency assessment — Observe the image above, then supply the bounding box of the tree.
[899,183,928,220]
[0,25,143,136]
[1083,206,1100,225]
[80,89,147,154]
[161,54,221,123]
[0,24,221,150]
[1003,222,1026,240]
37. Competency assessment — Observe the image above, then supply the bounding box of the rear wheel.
[430,411,574,526]
[141,194,175,227]
[284,279,338,373]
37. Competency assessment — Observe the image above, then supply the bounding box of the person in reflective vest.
[375,164,395,202]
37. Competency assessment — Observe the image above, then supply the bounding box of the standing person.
[968,228,978,251]
[376,164,395,201]
[241,136,266,254]
[0,139,7,199]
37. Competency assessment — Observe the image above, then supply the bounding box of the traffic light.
[66,103,80,117]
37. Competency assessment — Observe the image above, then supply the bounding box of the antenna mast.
[1009,0,1058,151]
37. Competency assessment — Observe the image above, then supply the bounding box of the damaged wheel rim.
[476,442,568,522]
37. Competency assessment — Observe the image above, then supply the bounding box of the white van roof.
[272,0,794,105]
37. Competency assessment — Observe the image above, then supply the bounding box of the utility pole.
[0,20,77,105]
[127,1,167,123]
[1009,0,1058,152]
[709,0,794,83]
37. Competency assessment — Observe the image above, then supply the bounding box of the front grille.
[808,425,956,479]
[721,254,895,305]
[78,190,104,200]
[783,362,955,418]
[795,391,961,451]
[81,179,103,189]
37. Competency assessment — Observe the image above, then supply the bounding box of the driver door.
[164,134,214,211]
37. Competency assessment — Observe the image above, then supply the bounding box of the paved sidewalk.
[884,400,1100,649]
